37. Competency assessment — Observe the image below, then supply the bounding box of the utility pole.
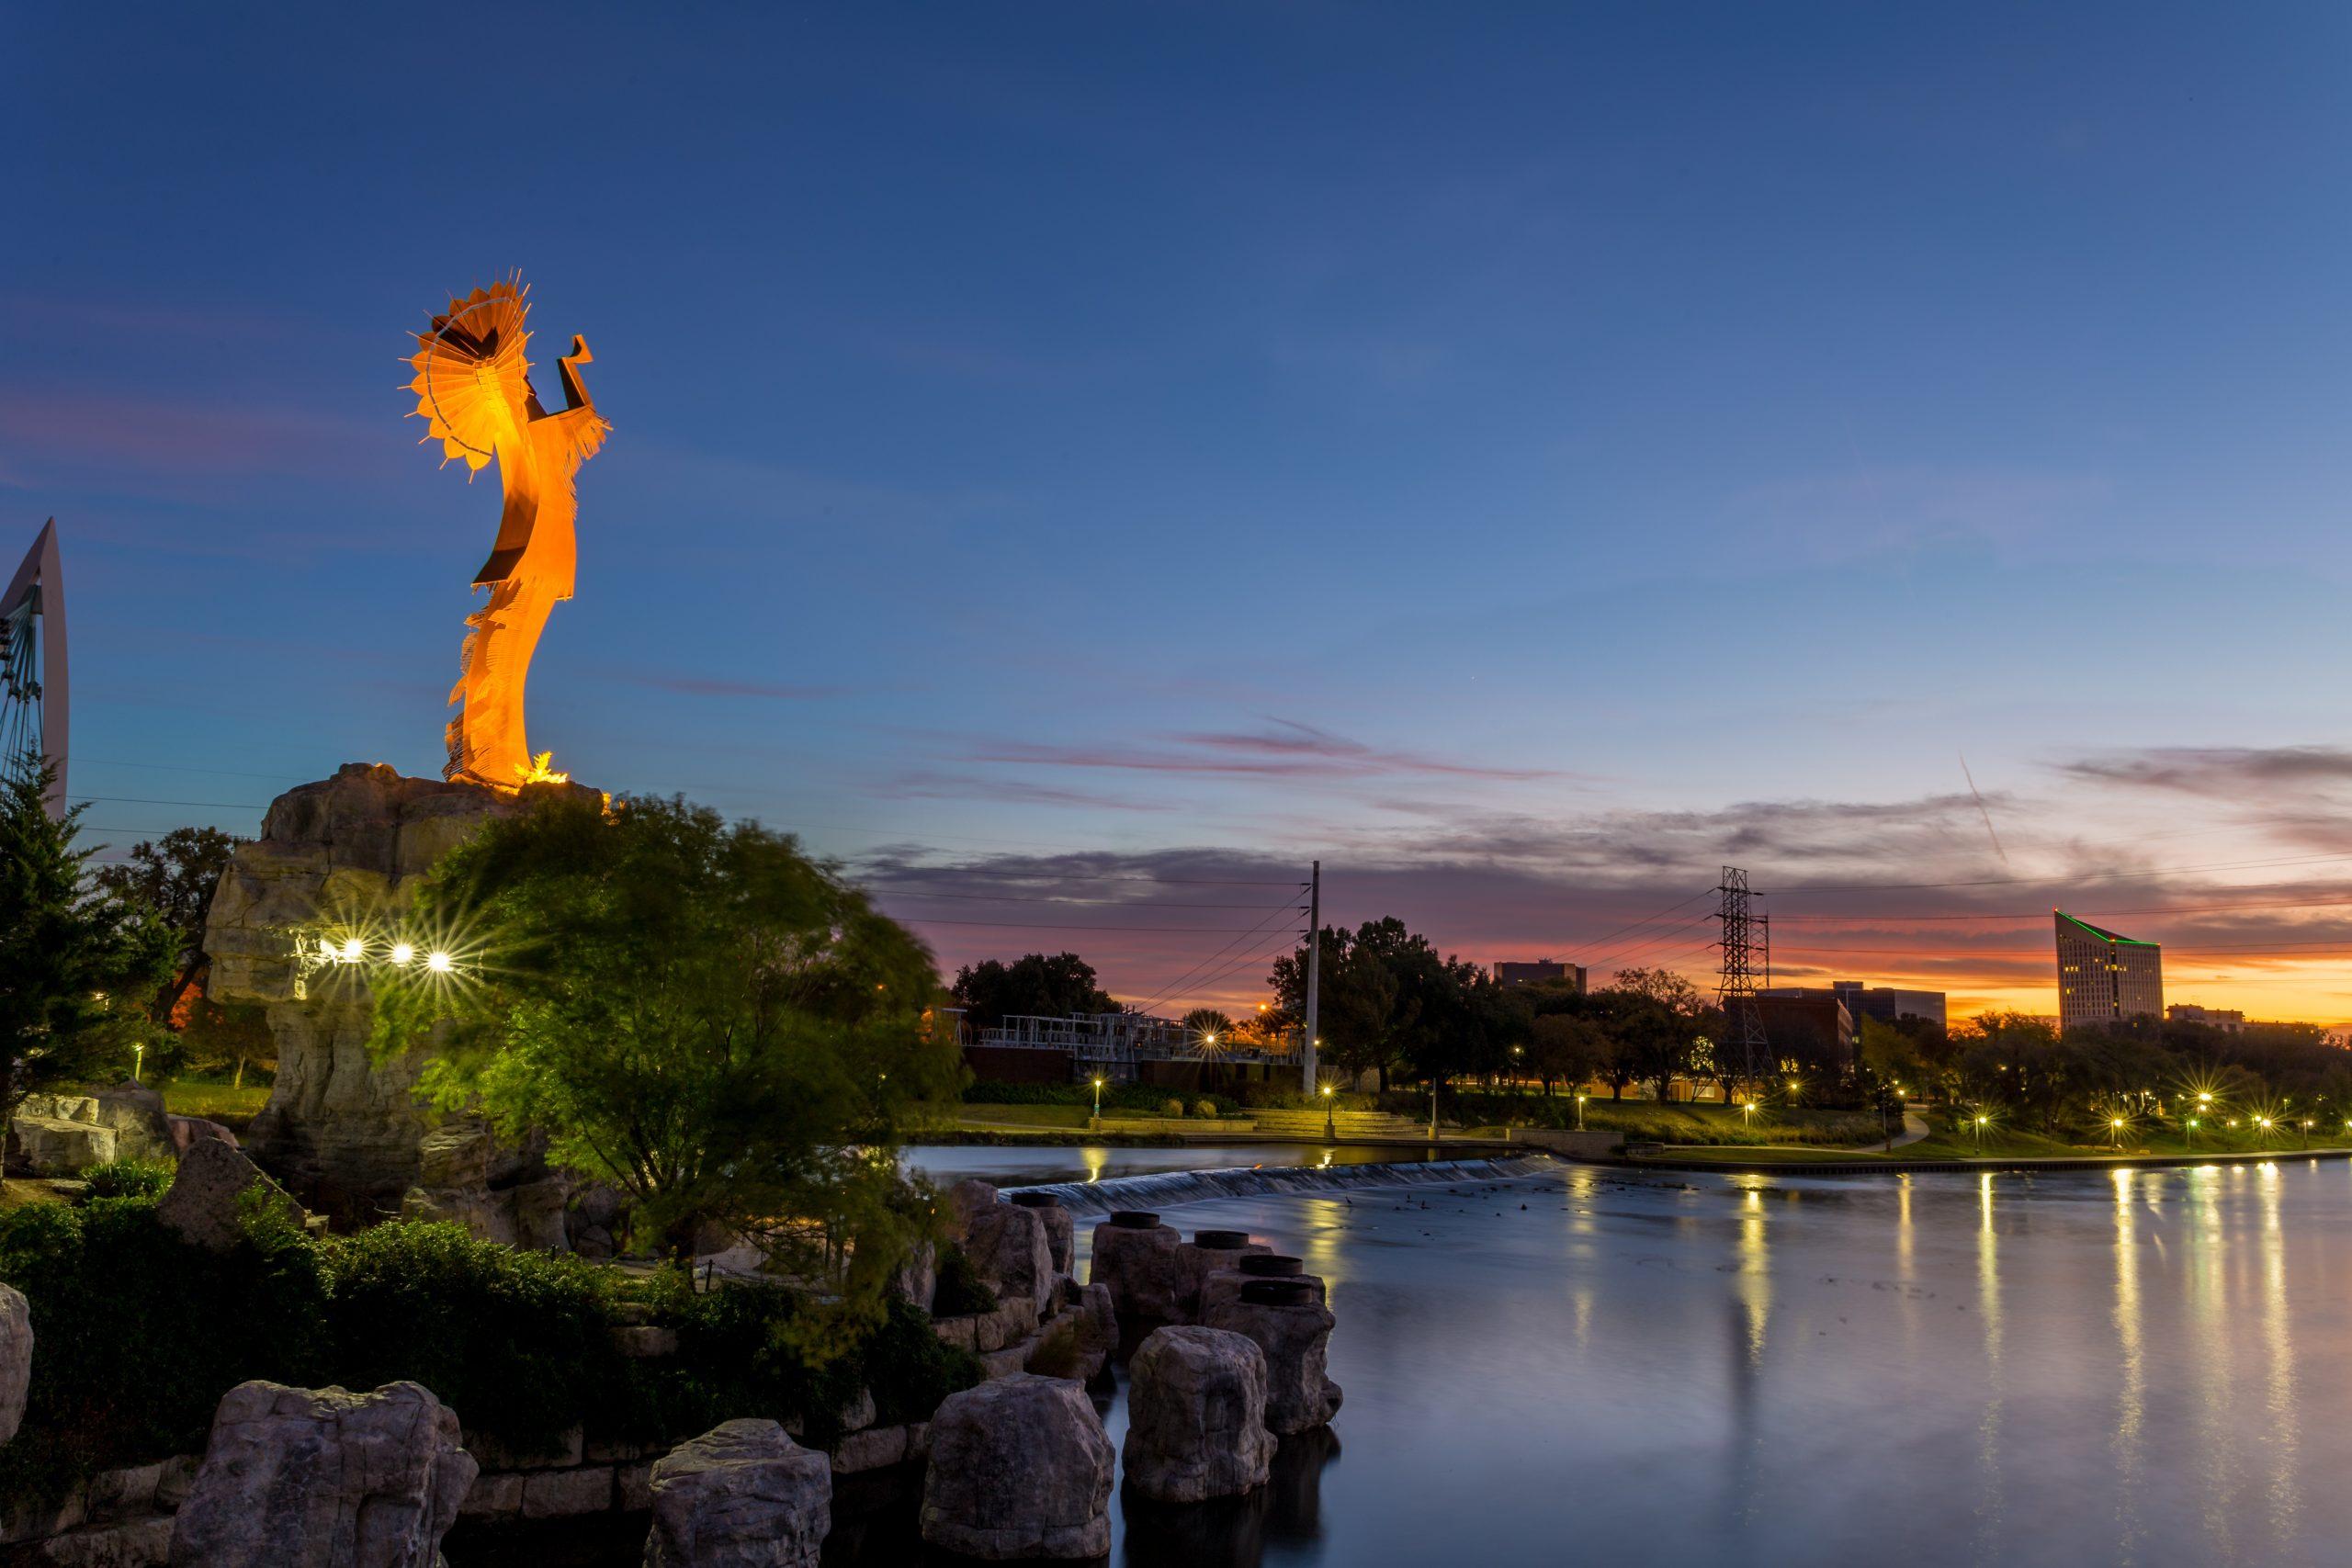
[1303,860,1321,1096]
[1716,866,1770,1104]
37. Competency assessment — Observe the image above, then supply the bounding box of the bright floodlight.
[426,951,454,974]
[390,942,415,965]
[339,937,364,962]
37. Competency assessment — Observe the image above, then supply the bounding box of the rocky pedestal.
[1089,1213,1186,1328]
[1174,1230,1270,1323]
[201,762,594,1224]
[168,1380,476,1568]
[1204,1283,1342,1436]
[643,1419,831,1568]
[1121,1326,1275,1503]
[920,1374,1114,1560]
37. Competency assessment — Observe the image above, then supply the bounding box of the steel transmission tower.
[1715,866,1770,1095]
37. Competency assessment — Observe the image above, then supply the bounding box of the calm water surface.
[947,1157,2352,1568]
[899,1143,1439,1189]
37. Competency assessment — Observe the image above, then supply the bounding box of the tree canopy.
[372,793,963,1288]
[949,952,1116,1030]
[0,754,174,1134]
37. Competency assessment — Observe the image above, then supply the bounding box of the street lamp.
[2187,1117,2199,1149]
[1974,1113,1988,1150]
[1321,1081,1336,1143]
[1576,1093,1588,1133]
[1091,1077,1104,1130]
[2110,1116,2125,1151]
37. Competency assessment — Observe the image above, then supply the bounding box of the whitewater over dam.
[1003,1153,1560,1215]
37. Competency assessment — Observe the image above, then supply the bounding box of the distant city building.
[1747,992,1856,1073]
[1757,982,1943,1033]
[2167,1003,2245,1033]
[1827,980,1947,1032]
[1495,959,1588,991]
[2055,912,2164,1031]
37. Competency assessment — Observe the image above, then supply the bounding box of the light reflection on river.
[1026,1157,2352,1568]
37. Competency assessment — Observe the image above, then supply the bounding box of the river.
[872,1151,2352,1566]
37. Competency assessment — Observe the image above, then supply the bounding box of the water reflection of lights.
[2111,1168,2146,1557]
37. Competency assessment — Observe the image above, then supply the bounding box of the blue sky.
[8,3,2352,1015]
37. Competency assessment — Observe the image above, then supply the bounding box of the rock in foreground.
[1089,1214,1185,1326]
[0,1283,28,1446]
[1121,1325,1275,1503]
[157,1139,305,1253]
[644,1418,831,1568]
[921,1374,1113,1560]
[169,1379,475,1568]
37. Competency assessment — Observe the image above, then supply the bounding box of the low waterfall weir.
[1003,1153,1561,1217]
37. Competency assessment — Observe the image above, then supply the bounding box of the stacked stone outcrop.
[920,1374,1113,1560]
[1121,1326,1275,1503]
[1009,1190,1074,1274]
[948,1179,1055,1314]
[643,1418,831,1568]
[167,1380,475,1567]
[1174,1229,1270,1322]
[201,762,594,1224]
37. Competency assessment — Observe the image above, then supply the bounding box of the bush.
[322,1222,626,1458]
[861,1296,983,1424]
[932,1244,997,1316]
[80,1158,173,1201]
[1192,1100,1218,1120]
[1159,1099,1185,1118]
[0,1193,331,1504]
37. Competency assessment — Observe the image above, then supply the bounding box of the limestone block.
[645,1419,831,1568]
[1174,1231,1271,1322]
[616,1460,654,1513]
[33,1517,175,1567]
[167,1380,475,1568]
[12,1118,116,1176]
[828,1424,907,1475]
[1008,1192,1074,1274]
[920,1375,1112,1561]
[164,1116,238,1156]
[959,1194,1054,1315]
[457,1472,523,1521]
[1121,1325,1276,1503]
[891,1240,935,1313]
[464,1425,584,1472]
[933,1314,979,1352]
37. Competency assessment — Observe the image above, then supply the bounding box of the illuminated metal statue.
[407,277,608,788]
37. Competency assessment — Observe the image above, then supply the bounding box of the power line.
[866,889,1304,908]
[1763,850,2352,895]
[890,913,1301,933]
[1129,900,1309,1016]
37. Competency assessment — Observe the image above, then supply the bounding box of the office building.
[1827,981,1947,1032]
[2055,911,2164,1030]
[2166,1003,2245,1033]
[1495,959,1588,991]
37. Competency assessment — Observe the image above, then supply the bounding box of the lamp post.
[1091,1077,1104,1132]
[1576,1093,1588,1133]
[1322,1082,1336,1143]
[1973,1113,1988,1150]
[2187,1117,2199,1149]
[2110,1116,2124,1151]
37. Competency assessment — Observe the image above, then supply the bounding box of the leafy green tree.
[1528,1010,1608,1097]
[1595,966,1705,1101]
[0,755,175,1171]
[373,793,963,1287]
[91,826,238,1029]
[949,953,1116,1030]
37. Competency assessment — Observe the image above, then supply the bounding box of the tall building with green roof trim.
[2054,911,2164,1031]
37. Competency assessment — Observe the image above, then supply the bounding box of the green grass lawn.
[1576,1100,1887,1147]
[1660,1115,2351,1165]
[157,1080,272,1121]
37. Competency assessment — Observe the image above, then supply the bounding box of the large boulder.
[0,1283,28,1446]
[920,1374,1113,1560]
[1121,1325,1275,1503]
[1204,1285,1342,1435]
[1089,1213,1186,1326]
[157,1139,305,1253]
[954,1184,1053,1314]
[7,1114,114,1174]
[168,1380,476,1568]
[202,763,594,1220]
[644,1418,831,1568]
[93,1081,175,1163]
[168,1114,241,1155]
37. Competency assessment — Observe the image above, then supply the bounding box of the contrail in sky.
[1959,752,2011,868]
